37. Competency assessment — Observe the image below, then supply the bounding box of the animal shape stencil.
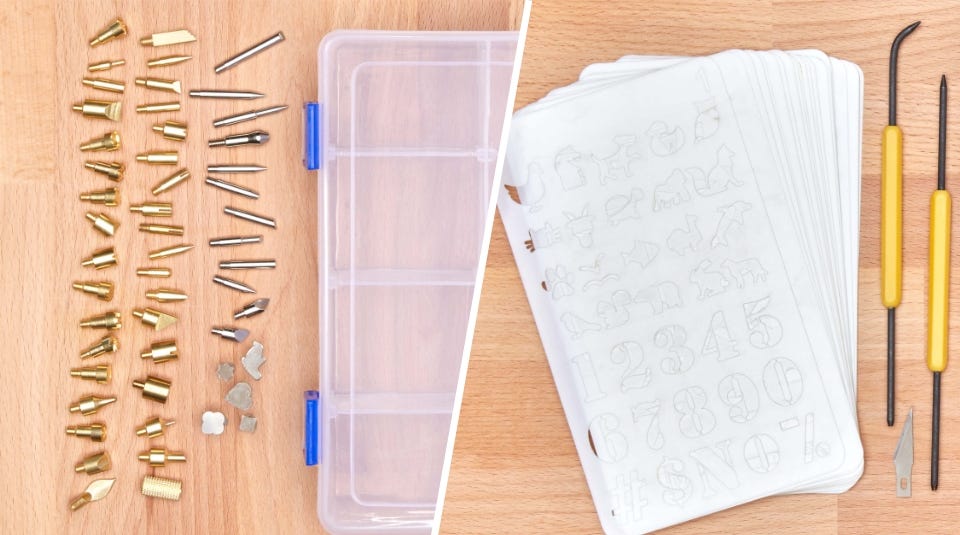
[555,146,599,191]
[721,258,768,288]
[690,260,729,299]
[504,162,546,211]
[667,215,702,255]
[634,281,682,315]
[647,121,686,156]
[711,201,751,248]
[606,188,645,225]
[653,169,693,211]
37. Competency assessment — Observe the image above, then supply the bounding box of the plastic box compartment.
[316,31,517,534]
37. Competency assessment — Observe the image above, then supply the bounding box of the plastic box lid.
[316,30,517,534]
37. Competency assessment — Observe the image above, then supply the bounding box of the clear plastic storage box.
[307,30,517,534]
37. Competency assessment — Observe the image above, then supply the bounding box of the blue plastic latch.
[304,390,320,465]
[303,102,321,170]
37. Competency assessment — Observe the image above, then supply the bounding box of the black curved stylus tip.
[889,21,921,125]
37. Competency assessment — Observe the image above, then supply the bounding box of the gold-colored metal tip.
[65,423,107,442]
[79,310,121,330]
[137,267,172,278]
[136,416,175,437]
[139,223,184,236]
[69,395,117,416]
[132,307,178,331]
[84,161,124,181]
[140,29,196,47]
[72,100,122,121]
[80,131,121,152]
[90,18,127,47]
[81,78,125,94]
[140,339,178,363]
[74,452,112,475]
[147,243,193,259]
[152,120,187,141]
[79,187,119,206]
[85,212,119,237]
[72,281,114,301]
[129,202,172,217]
[70,364,111,384]
[80,247,118,270]
[135,151,178,165]
[151,168,191,195]
[69,478,116,511]
[139,448,186,466]
[135,77,182,94]
[141,475,182,501]
[132,375,172,403]
[147,55,192,68]
[136,102,181,113]
[145,288,187,303]
[88,59,125,72]
[80,335,119,359]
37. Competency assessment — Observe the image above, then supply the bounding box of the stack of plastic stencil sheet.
[498,50,864,534]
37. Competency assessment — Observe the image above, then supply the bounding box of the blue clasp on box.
[303,102,321,170]
[304,390,320,465]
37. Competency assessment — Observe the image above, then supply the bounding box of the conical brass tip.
[80,131,121,152]
[74,452,112,474]
[90,18,127,47]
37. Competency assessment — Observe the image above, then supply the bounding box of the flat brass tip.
[72,100,122,121]
[74,452,112,475]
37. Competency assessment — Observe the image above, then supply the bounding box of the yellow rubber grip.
[882,125,903,309]
[928,190,952,372]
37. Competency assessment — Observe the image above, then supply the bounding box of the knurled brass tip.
[141,475,182,501]
[132,375,172,403]
[152,120,187,141]
[69,395,116,415]
[74,452,112,475]
[90,18,127,47]
[65,423,107,442]
[70,365,111,384]
[79,311,121,330]
[80,335,119,359]
[130,202,173,217]
[79,187,119,206]
[72,281,114,301]
[136,151,178,165]
[151,168,191,195]
[85,212,119,237]
[84,161,124,181]
[141,339,178,363]
[81,247,118,270]
[80,131,121,152]
[73,100,122,121]
[136,417,175,437]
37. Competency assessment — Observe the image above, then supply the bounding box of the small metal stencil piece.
[202,411,226,435]
[242,341,266,380]
[226,382,253,410]
[239,415,258,433]
[217,362,235,381]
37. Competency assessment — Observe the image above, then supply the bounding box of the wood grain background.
[0,1,520,534]
[443,1,960,534]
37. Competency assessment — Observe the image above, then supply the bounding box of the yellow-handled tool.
[882,20,920,427]
[928,74,951,491]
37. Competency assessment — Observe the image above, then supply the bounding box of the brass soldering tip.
[90,18,127,47]
[80,335,119,359]
[71,365,112,384]
[152,120,187,141]
[135,77,182,94]
[88,59,125,72]
[79,311,121,330]
[74,452,112,475]
[65,423,106,442]
[81,78,126,94]
[135,151,178,165]
[84,161,124,181]
[85,212,119,237]
[132,375,172,403]
[81,247,118,270]
[141,339,178,363]
[130,202,172,217]
[80,187,119,206]
[145,288,187,303]
[132,308,177,331]
[72,281,114,301]
[136,416,176,438]
[147,243,193,259]
[69,395,117,416]
[151,168,191,195]
[139,223,184,236]
[136,102,181,113]
[80,131,121,152]
[73,100,122,121]
[138,448,186,466]
[136,267,172,278]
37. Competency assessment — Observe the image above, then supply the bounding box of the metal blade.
[894,408,913,497]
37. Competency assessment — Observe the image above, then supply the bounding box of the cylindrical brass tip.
[72,104,82,111]
[132,311,144,320]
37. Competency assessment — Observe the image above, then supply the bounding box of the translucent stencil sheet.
[498,50,863,534]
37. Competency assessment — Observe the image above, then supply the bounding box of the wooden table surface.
[0,1,520,533]
[443,1,960,534]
